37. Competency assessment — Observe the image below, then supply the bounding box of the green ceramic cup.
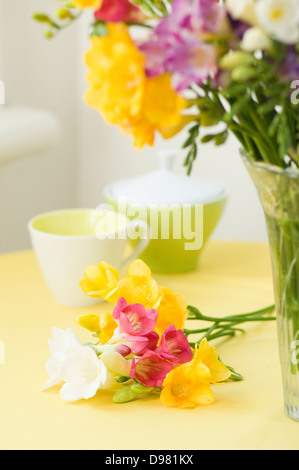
[104,152,229,274]
[104,192,228,274]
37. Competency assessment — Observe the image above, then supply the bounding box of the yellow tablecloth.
[1,241,298,450]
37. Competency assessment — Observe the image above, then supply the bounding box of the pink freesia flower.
[112,298,158,355]
[114,344,131,357]
[113,298,158,336]
[94,0,143,23]
[156,325,193,364]
[130,351,174,387]
[125,335,150,355]
[138,0,224,91]
[156,0,224,36]
[133,330,160,356]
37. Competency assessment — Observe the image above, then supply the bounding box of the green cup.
[103,195,228,273]
[103,151,228,273]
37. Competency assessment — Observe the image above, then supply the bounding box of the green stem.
[186,304,276,345]
[187,304,275,323]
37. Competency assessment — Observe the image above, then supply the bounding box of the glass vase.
[244,154,299,421]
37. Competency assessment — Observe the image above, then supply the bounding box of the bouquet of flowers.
[34,0,299,173]
[42,259,275,408]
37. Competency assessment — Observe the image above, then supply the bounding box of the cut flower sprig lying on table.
[43,260,275,408]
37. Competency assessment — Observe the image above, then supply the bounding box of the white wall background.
[0,1,267,254]
[0,0,79,252]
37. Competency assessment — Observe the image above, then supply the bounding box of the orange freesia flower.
[79,261,119,301]
[77,312,117,344]
[160,339,231,408]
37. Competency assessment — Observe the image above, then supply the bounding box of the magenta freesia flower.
[138,0,225,91]
[94,0,143,23]
[130,351,174,387]
[156,325,193,364]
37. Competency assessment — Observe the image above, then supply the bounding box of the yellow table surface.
[1,241,299,450]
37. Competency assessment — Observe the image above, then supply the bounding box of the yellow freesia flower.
[161,363,215,409]
[160,339,231,408]
[113,260,162,309]
[155,286,187,337]
[193,338,232,384]
[85,23,189,148]
[77,312,117,344]
[123,74,190,148]
[79,261,119,301]
[85,24,145,127]
[73,0,102,9]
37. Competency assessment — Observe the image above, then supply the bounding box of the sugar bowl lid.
[104,150,229,205]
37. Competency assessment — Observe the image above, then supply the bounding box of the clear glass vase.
[244,155,299,421]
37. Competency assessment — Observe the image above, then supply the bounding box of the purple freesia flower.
[279,46,299,82]
[138,0,225,91]
[227,17,250,40]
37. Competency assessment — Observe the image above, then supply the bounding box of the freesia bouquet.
[34,0,299,173]
[42,259,275,407]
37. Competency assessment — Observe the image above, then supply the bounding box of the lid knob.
[157,150,176,171]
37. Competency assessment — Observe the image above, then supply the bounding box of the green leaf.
[215,130,229,146]
[224,94,251,123]
[258,98,280,115]
[268,114,281,138]
[188,124,200,136]
[182,134,195,149]
[201,134,216,144]
[223,83,248,99]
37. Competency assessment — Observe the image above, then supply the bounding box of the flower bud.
[231,66,257,82]
[220,51,255,70]
[113,387,137,404]
[56,8,72,20]
[44,29,54,39]
[115,344,131,357]
[241,27,271,52]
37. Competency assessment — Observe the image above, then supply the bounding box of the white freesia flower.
[255,0,299,44]
[41,327,81,391]
[226,0,257,25]
[59,345,107,402]
[241,26,272,51]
